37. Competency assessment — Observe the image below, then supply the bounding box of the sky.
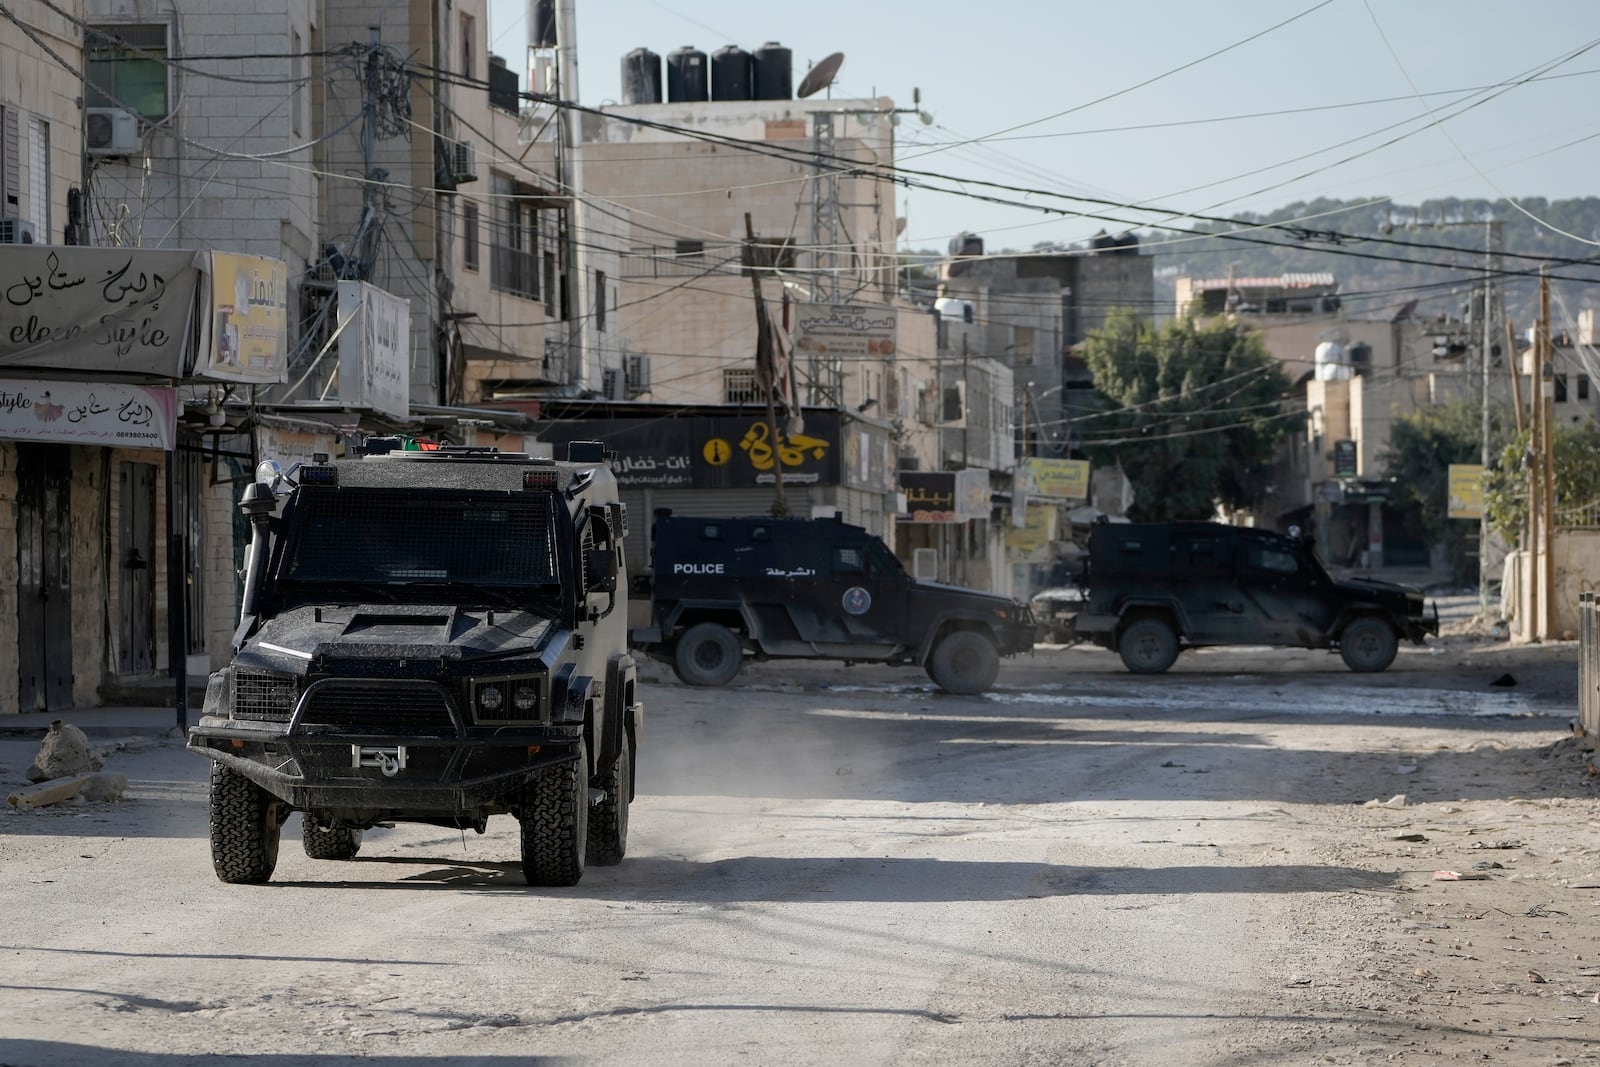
[485,0,1600,253]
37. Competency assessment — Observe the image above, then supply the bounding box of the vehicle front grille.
[233,668,299,723]
[297,680,461,737]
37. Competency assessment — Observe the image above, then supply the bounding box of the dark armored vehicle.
[630,512,1034,694]
[1073,521,1438,673]
[188,440,639,887]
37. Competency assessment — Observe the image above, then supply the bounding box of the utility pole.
[554,0,589,391]
[746,213,788,517]
[1478,221,1496,622]
[1540,270,1557,638]
[961,332,970,468]
[1529,269,1548,640]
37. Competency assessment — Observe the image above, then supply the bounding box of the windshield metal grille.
[297,680,461,737]
[233,668,298,723]
[282,491,558,587]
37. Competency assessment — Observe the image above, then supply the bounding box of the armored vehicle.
[630,511,1034,694]
[188,440,639,888]
[1073,520,1438,673]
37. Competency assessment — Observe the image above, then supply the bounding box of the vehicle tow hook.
[588,787,607,806]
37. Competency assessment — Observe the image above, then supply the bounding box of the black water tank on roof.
[621,47,662,104]
[711,44,753,101]
[532,0,556,48]
[667,45,708,102]
[754,41,792,100]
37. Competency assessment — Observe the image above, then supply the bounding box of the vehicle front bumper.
[188,717,581,814]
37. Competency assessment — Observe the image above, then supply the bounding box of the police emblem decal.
[842,586,872,615]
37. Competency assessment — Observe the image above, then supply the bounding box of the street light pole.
[1479,221,1498,623]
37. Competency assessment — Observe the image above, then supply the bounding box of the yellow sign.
[204,252,288,384]
[1023,458,1090,501]
[1006,503,1057,556]
[702,438,731,465]
[1448,463,1484,519]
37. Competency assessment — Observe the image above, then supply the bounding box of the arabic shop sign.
[200,252,289,384]
[0,378,177,450]
[336,280,410,419]
[1,247,201,378]
[534,411,842,489]
[1022,457,1090,501]
[1448,463,1484,520]
[900,472,959,522]
[1333,439,1358,478]
[793,303,898,361]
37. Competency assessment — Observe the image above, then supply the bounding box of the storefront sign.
[0,247,201,377]
[793,303,898,361]
[955,467,990,521]
[1005,502,1058,557]
[336,281,410,419]
[900,472,959,522]
[535,411,842,489]
[199,252,288,384]
[0,378,176,450]
[1022,457,1090,501]
[1448,463,1484,519]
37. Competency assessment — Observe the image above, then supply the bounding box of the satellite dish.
[797,52,844,99]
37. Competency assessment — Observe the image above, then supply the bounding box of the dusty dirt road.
[1,634,1596,1066]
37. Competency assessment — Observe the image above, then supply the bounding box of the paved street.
[1,639,1596,1066]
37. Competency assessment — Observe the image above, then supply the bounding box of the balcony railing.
[492,243,538,300]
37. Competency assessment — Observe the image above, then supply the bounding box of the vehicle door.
[816,536,905,645]
[1176,531,1250,644]
[1234,533,1325,643]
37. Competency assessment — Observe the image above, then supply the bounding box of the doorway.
[16,444,74,711]
[119,461,157,674]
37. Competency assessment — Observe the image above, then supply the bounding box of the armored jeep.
[630,511,1034,694]
[187,440,639,887]
[1073,520,1438,673]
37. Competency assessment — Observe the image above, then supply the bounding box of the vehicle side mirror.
[585,547,618,594]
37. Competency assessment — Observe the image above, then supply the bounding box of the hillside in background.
[912,197,1600,336]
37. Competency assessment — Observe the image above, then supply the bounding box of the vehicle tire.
[208,761,282,885]
[926,630,1000,694]
[520,739,588,887]
[1339,616,1398,672]
[301,819,363,860]
[1118,618,1179,674]
[673,622,742,687]
[585,734,631,867]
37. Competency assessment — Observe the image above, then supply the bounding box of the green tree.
[1378,400,1489,579]
[1079,310,1299,521]
[1485,421,1600,545]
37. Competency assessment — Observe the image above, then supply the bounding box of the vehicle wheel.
[520,739,588,887]
[586,734,631,867]
[673,623,742,687]
[1118,618,1179,674]
[1339,616,1398,672]
[302,819,363,860]
[926,630,1000,694]
[208,762,282,884]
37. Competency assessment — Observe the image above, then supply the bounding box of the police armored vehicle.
[631,511,1034,694]
[188,440,639,888]
[1074,520,1438,673]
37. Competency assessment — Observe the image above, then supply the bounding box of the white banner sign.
[337,281,410,419]
[0,378,177,450]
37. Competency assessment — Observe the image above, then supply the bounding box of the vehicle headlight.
[470,674,544,722]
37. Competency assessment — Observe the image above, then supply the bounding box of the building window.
[724,368,760,404]
[291,30,304,137]
[26,118,48,237]
[461,15,475,79]
[86,24,170,119]
[1,105,17,213]
[594,269,607,332]
[462,201,480,271]
[1580,374,1591,401]
[1555,374,1569,403]
[489,174,538,300]
[543,251,556,316]
[1012,325,1035,366]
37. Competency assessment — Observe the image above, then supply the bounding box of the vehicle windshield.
[276,489,561,593]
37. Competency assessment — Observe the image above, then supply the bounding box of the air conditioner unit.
[85,108,143,155]
[0,217,37,244]
[450,140,477,183]
[912,548,938,581]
